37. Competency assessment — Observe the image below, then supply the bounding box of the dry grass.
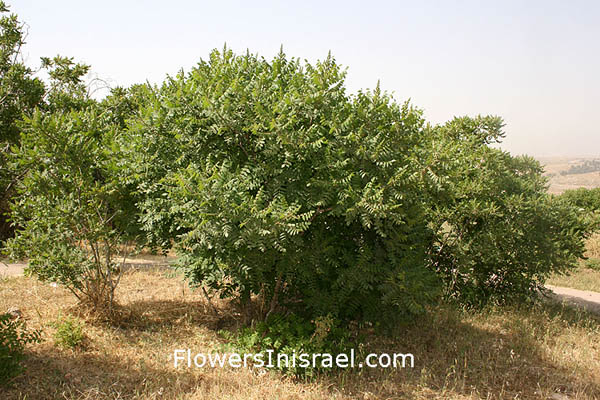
[548,233,600,292]
[548,266,600,293]
[584,233,600,260]
[1,270,600,400]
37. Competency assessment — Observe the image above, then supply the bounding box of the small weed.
[52,315,85,350]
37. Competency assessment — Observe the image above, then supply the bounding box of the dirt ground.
[0,261,27,278]
[546,284,600,314]
[1,257,173,278]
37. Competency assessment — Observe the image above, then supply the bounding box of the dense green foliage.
[560,187,600,213]
[0,313,41,385]
[125,50,442,323]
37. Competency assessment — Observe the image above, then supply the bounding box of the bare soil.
[546,284,600,315]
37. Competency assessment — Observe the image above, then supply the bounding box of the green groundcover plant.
[0,313,42,385]
[52,314,85,350]
[220,313,356,378]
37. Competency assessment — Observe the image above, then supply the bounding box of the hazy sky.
[10,0,600,157]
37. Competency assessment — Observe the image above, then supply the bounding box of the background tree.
[5,104,143,313]
[0,1,44,241]
[1,2,93,244]
[424,116,592,305]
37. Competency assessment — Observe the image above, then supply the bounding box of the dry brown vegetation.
[548,267,600,293]
[584,233,600,260]
[1,268,600,400]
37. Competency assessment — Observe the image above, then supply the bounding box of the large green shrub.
[126,49,441,323]
[123,49,592,321]
[3,43,590,324]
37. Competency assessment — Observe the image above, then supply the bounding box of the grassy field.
[1,269,600,400]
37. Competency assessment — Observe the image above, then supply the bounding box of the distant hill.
[535,157,600,194]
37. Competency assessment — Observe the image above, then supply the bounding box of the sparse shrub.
[5,106,143,313]
[0,3,95,245]
[1,2,145,314]
[52,315,84,349]
[0,313,42,385]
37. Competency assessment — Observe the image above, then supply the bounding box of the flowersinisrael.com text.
[173,349,414,369]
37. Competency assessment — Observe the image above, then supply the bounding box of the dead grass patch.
[585,233,600,260]
[1,270,599,399]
